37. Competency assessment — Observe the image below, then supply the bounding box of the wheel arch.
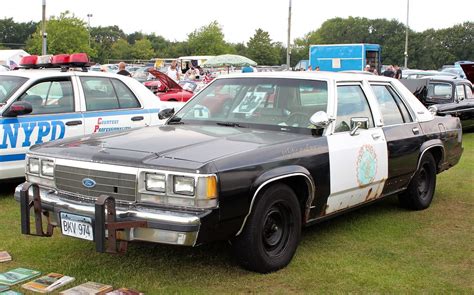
[418,140,445,172]
[235,165,315,236]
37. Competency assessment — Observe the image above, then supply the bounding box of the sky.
[1,0,473,44]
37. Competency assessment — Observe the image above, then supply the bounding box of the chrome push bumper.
[14,182,204,250]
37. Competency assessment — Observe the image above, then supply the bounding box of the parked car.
[400,76,474,129]
[0,54,182,180]
[15,72,463,273]
[145,69,195,102]
[132,66,153,83]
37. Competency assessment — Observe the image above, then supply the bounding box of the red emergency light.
[19,53,91,70]
[19,55,38,67]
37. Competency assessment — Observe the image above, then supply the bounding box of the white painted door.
[325,84,388,214]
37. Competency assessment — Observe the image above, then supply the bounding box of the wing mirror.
[3,101,33,117]
[309,111,333,128]
[158,108,175,120]
[350,117,369,136]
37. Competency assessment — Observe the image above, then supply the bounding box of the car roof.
[215,71,394,82]
[0,68,121,79]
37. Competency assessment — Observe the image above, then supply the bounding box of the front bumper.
[14,182,209,248]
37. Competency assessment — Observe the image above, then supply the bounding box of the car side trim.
[235,172,315,236]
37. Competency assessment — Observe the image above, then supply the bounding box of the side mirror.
[350,117,369,136]
[3,101,33,117]
[309,111,332,128]
[158,108,175,120]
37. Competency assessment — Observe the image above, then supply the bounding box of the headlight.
[40,159,55,177]
[145,173,166,193]
[173,176,195,196]
[28,158,40,174]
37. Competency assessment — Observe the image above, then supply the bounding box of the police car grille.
[55,165,137,202]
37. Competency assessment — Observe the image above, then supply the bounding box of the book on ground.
[0,252,12,263]
[22,273,75,293]
[0,268,41,286]
[106,288,144,295]
[60,281,113,295]
[0,285,9,292]
[0,291,22,295]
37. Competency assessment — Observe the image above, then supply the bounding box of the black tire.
[398,152,437,210]
[232,183,302,273]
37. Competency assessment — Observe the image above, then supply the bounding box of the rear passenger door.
[79,76,150,135]
[370,83,423,195]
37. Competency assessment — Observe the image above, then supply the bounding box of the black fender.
[418,139,445,171]
[235,165,315,236]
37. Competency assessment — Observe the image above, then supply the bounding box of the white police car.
[0,53,181,180]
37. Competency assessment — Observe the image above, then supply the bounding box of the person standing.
[394,65,402,79]
[116,62,131,77]
[166,60,180,82]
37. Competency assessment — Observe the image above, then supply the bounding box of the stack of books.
[22,273,75,293]
[0,252,12,263]
[60,281,113,295]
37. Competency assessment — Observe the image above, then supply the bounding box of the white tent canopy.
[0,49,30,69]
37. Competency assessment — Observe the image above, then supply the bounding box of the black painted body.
[29,113,463,244]
[400,77,474,130]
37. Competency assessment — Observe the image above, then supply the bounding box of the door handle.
[412,127,420,135]
[65,120,83,126]
[131,116,144,121]
[371,133,381,140]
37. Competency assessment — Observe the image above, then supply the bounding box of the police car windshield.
[0,76,28,105]
[174,77,329,130]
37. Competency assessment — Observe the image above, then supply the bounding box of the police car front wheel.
[232,183,301,273]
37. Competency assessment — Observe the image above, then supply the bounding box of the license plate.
[60,212,93,241]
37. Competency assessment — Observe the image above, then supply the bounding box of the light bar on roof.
[18,53,91,69]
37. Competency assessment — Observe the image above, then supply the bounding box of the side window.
[427,83,453,101]
[371,84,412,125]
[456,85,466,100]
[466,85,473,99]
[335,85,374,132]
[111,79,140,109]
[81,77,119,111]
[371,85,404,125]
[18,80,74,115]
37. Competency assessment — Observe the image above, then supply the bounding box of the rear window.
[427,83,453,101]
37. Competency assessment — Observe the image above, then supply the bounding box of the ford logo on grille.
[82,178,96,188]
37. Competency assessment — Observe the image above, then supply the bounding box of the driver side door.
[325,83,388,214]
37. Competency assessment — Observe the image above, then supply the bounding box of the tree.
[111,38,131,60]
[0,18,37,49]
[90,25,126,63]
[246,29,279,65]
[187,21,232,55]
[131,39,154,60]
[26,11,94,56]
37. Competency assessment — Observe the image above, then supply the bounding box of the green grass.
[1,134,473,294]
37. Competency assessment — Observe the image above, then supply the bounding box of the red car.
[144,69,195,102]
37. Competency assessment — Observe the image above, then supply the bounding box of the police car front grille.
[55,165,137,202]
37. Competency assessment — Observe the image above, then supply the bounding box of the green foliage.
[25,11,94,56]
[0,18,36,49]
[246,29,279,65]
[187,21,232,55]
[111,38,131,60]
[131,39,154,60]
[91,25,126,63]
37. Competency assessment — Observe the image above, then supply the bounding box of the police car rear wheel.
[232,183,301,273]
[398,152,437,210]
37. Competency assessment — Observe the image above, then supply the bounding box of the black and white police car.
[16,71,463,273]
[0,53,182,180]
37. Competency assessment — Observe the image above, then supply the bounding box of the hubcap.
[262,203,292,256]
[417,165,430,199]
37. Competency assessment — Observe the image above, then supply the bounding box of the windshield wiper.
[215,122,247,128]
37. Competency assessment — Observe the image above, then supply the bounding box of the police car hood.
[30,124,311,168]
